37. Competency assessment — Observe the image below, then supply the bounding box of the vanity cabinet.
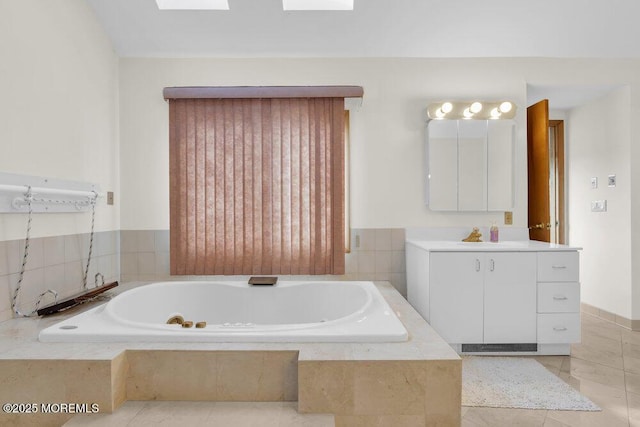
[536,252,581,344]
[406,239,581,355]
[430,252,536,344]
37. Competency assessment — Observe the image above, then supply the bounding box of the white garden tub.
[38,281,408,343]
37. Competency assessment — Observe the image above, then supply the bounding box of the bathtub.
[38,281,408,343]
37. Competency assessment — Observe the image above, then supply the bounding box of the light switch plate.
[591,177,598,189]
[608,175,616,187]
[107,191,114,205]
[591,200,607,212]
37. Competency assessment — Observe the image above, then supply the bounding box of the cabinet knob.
[552,265,567,269]
[553,327,568,332]
[553,295,568,301]
[489,259,495,271]
[475,259,481,272]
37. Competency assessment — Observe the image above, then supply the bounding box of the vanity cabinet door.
[483,252,537,343]
[429,252,484,344]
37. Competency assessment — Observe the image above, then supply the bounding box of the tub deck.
[0,281,461,427]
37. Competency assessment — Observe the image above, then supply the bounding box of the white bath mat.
[462,356,600,411]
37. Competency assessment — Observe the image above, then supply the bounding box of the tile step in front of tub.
[64,401,335,426]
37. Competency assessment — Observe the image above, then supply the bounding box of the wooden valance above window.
[163,86,364,100]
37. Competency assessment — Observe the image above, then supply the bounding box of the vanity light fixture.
[283,0,354,10]
[470,102,483,114]
[155,0,229,9]
[427,100,517,120]
[499,101,513,113]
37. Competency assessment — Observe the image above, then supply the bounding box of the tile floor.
[462,311,640,426]
[66,311,640,426]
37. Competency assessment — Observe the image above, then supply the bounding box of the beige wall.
[118,57,640,319]
[0,0,120,241]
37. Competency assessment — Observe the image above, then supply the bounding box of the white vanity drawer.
[537,313,581,343]
[537,282,580,313]
[537,252,579,282]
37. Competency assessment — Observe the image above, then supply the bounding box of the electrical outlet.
[107,191,114,205]
[504,211,513,225]
[608,175,616,187]
[591,177,598,189]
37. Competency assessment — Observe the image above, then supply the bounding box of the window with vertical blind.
[164,86,362,276]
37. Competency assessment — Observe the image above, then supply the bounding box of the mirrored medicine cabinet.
[426,119,515,211]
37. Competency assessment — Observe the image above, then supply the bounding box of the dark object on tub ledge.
[248,276,278,286]
[36,281,119,316]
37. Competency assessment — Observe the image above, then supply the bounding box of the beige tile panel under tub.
[0,359,115,427]
[298,359,461,425]
[126,350,298,402]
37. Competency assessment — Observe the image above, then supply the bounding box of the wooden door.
[527,100,551,242]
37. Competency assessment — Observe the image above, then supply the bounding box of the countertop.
[406,239,582,252]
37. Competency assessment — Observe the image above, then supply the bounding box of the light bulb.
[490,107,501,119]
[499,101,513,113]
[435,108,445,118]
[463,108,473,118]
[441,102,453,113]
[470,102,483,114]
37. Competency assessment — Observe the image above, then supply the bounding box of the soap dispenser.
[490,223,499,242]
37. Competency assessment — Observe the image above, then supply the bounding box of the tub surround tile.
[391,228,406,251]
[120,253,138,276]
[356,251,376,274]
[44,264,66,291]
[4,240,23,275]
[344,252,358,274]
[374,229,392,251]
[0,281,460,425]
[137,252,156,275]
[120,230,137,254]
[374,251,392,273]
[64,234,82,263]
[355,229,376,251]
[154,230,170,253]
[0,359,115,427]
[136,230,156,253]
[43,236,66,267]
[0,241,8,276]
[390,250,405,273]
[154,252,170,275]
[119,228,410,297]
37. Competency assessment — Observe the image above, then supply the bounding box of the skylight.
[282,0,354,11]
[155,0,229,10]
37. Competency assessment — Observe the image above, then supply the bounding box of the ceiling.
[86,0,640,58]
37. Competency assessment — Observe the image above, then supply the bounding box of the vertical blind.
[168,97,346,275]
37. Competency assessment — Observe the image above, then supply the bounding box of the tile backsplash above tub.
[0,231,120,322]
[0,228,407,322]
[120,228,407,296]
